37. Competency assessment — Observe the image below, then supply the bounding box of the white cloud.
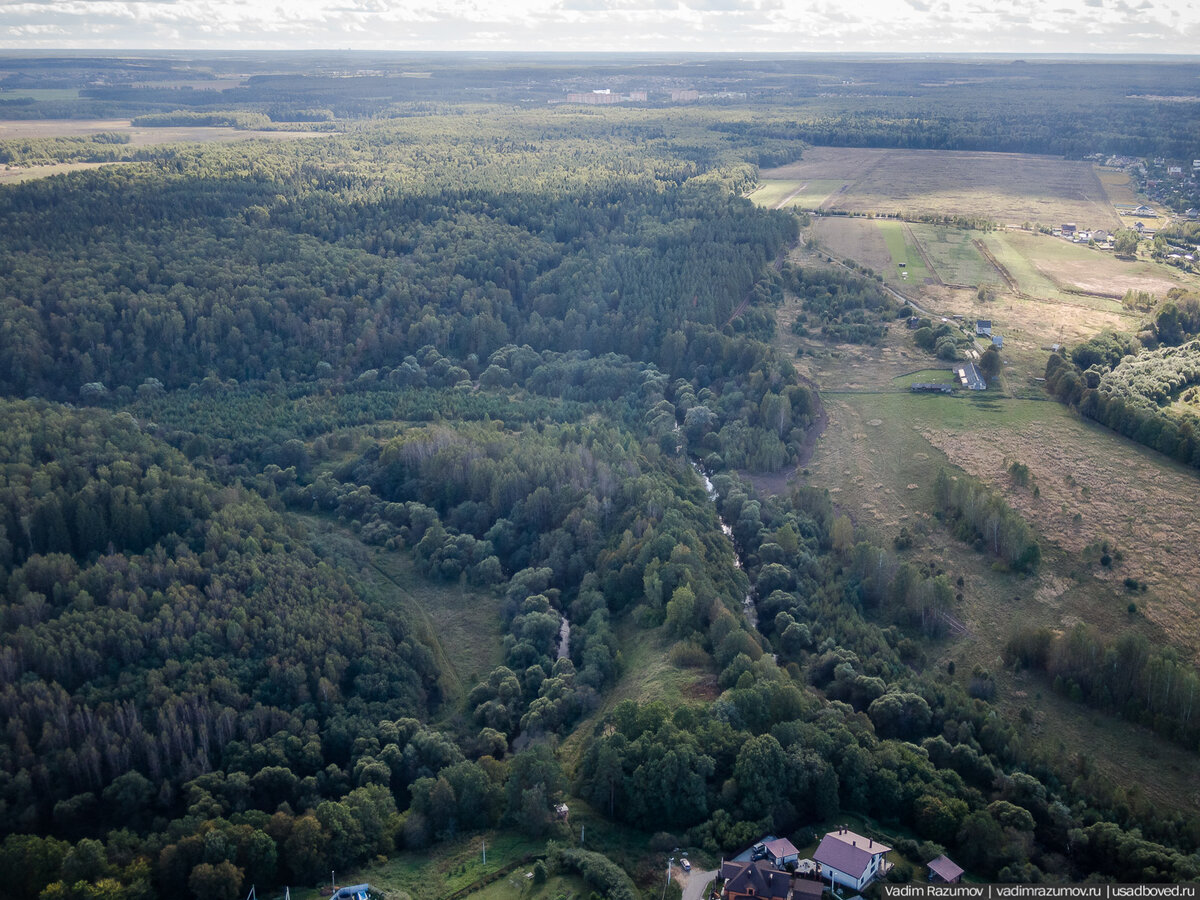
[0,0,1197,51]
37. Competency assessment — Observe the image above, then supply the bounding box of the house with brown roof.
[927,855,964,884]
[720,859,792,900]
[812,828,891,893]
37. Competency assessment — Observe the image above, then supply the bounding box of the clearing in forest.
[749,177,844,209]
[299,516,507,708]
[763,147,1120,228]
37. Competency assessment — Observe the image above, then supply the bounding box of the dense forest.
[3,59,1200,900]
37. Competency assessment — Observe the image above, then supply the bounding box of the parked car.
[751,843,768,861]
[682,859,691,872]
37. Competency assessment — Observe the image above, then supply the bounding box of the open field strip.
[763,147,1121,226]
[876,220,932,284]
[907,224,1000,287]
[749,177,845,209]
[1095,165,1140,206]
[747,179,808,207]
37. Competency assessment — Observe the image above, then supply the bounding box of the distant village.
[1090,152,1200,220]
[553,87,746,105]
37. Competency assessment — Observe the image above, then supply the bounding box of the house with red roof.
[812,828,891,892]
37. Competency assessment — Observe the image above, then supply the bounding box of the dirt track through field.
[775,183,808,208]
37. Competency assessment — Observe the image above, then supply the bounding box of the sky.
[1,0,1199,54]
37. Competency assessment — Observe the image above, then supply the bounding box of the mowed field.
[747,177,844,209]
[982,230,1198,302]
[763,147,1121,228]
[907,224,1001,287]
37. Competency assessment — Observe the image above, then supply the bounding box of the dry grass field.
[922,418,1200,662]
[763,147,1121,228]
[0,161,116,184]
[0,120,332,183]
[0,118,327,147]
[1096,166,1140,205]
[809,216,897,276]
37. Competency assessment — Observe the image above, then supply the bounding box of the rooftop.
[765,837,799,859]
[720,860,791,900]
[813,829,891,879]
[928,855,965,882]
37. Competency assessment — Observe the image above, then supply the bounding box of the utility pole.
[482,839,486,866]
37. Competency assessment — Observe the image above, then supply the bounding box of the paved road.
[680,868,717,900]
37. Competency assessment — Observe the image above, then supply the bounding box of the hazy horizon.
[2,0,1198,56]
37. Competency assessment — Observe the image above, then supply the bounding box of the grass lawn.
[892,368,956,388]
[876,220,931,286]
[907,225,1000,288]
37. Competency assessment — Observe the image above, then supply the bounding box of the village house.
[956,362,986,390]
[975,320,992,337]
[813,828,891,893]
[720,859,792,900]
[763,837,801,869]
